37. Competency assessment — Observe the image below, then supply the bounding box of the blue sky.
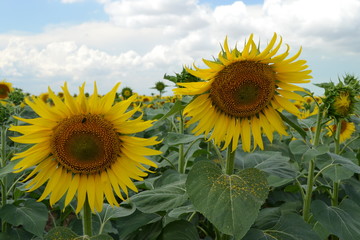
[0,0,359,96]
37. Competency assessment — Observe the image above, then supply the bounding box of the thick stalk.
[178,112,186,173]
[225,141,236,175]
[82,197,92,237]
[1,126,8,233]
[331,119,342,207]
[303,106,323,222]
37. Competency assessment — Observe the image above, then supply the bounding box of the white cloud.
[0,0,359,95]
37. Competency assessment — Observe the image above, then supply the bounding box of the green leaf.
[278,112,307,140]
[97,202,136,224]
[311,199,360,240]
[90,234,114,240]
[0,228,34,240]
[302,145,329,163]
[44,227,78,240]
[113,210,162,240]
[165,132,203,145]
[343,178,360,204]
[186,161,269,239]
[159,220,199,240]
[131,180,188,213]
[289,140,309,155]
[239,151,297,179]
[328,153,360,173]
[154,169,187,188]
[322,165,354,181]
[0,159,20,179]
[156,100,185,121]
[0,199,48,237]
[244,213,321,240]
[168,204,196,218]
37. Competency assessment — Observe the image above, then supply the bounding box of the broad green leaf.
[302,145,329,163]
[311,199,360,240]
[154,169,187,188]
[165,132,203,145]
[186,161,269,239]
[239,151,297,179]
[322,165,354,181]
[244,213,321,240]
[157,100,185,121]
[0,199,48,237]
[343,178,360,204]
[97,202,136,224]
[168,204,196,218]
[159,220,199,240]
[328,153,360,173]
[289,140,309,155]
[0,228,33,240]
[96,202,136,234]
[0,159,20,179]
[44,227,78,240]
[113,210,162,240]
[131,180,188,213]
[90,234,114,240]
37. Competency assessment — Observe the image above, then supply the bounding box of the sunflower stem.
[302,105,324,222]
[225,141,236,175]
[1,125,8,233]
[82,197,92,237]
[331,119,342,207]
[178,111,186,173]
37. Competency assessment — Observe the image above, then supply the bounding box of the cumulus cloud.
[0,0,359,95]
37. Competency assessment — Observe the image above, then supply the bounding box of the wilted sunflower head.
[10,82,161,213]
[0,80,13,99]
[174,33,312,152]
[317,74,360,119]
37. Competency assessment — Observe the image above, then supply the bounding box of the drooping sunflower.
[10,82,161,213]
[0,80,13,99]
[327,120,356,143]
[174,33,312,152]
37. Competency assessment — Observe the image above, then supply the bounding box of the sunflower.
[0,80,13,99]
[121,87,133,100]
[10,82,161,213]
[174,33,312,152]
[332,91,351,117]
[327,120,356,143]
[39,93,49,103]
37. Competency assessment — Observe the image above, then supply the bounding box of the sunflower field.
[0,34,360,240]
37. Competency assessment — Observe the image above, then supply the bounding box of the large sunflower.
[174,33,312,152]
[10,82,161,213]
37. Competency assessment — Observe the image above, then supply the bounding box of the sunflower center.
[51,114,121,174]
[210,60,276,117]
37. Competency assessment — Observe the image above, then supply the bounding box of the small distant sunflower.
[10,82,161,213]
[174,33,312,152]
[39,93,49,103]
[121,87,133,100]
[327,120,356,143]
[0,80,13,99]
